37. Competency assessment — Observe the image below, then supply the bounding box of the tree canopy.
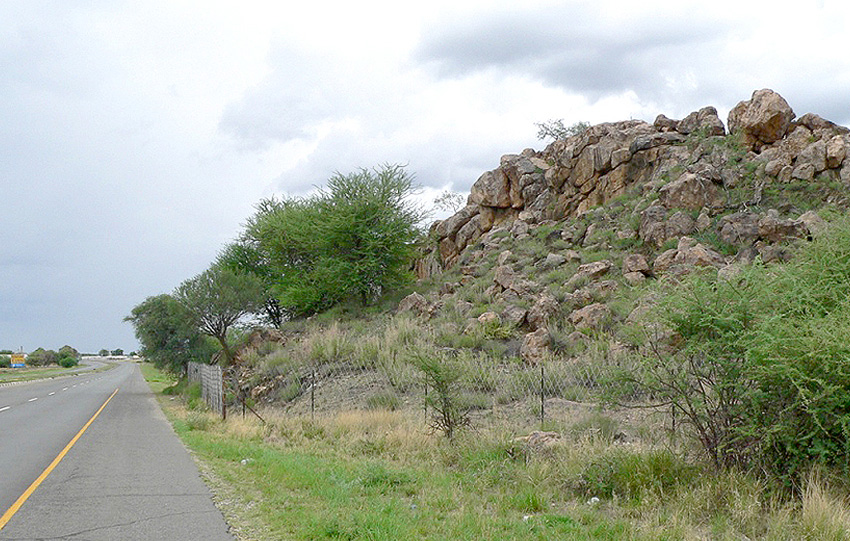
[125,294,216,374]
[237,164,426,317]
[174,264,265,365]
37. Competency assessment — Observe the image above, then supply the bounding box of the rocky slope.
[409,89,850,364]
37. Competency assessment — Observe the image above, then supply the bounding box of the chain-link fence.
[242,349,639,431]
[188,362,225,417]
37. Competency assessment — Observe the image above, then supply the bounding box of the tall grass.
[152,388,850,541]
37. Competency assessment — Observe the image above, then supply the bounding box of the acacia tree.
[243,164,427,317]
[125,294,214,374]
[217,237,284,327]
[316,165,428,306]
[174,264,265,365]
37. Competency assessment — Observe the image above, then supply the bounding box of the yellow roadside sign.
[10,353,25,367]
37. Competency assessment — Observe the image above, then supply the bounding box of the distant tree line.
[127,164,427,375]
[24,345,80,368]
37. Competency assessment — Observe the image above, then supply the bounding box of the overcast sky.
[1,0,847,353]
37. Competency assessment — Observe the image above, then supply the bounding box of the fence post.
[540,362,545,428]
[424,383,428,425]
[221,365,226,421]
[310,368,316,421]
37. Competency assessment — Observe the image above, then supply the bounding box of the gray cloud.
[0,1,267,352]
[1,0,847,356]
[416,4,731,101]
[415,3,850,128]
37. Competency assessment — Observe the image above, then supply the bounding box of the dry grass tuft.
[800,472,850,541]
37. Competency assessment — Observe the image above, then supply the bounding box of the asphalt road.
[0,362,233,540]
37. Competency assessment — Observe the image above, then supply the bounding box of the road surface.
[0,362,233,540]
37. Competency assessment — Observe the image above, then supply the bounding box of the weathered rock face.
[237,327,286,361]
[419,89,849,279]
[398,292,429,315]
[521,328,551,364]
[677,106,726,137]
[569,303,612,331]
[659,173,724,211]
[653,237,727,275]
[728,89,795,150]
[527,293,559,331]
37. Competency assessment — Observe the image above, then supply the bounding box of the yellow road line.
[0,387,119,530]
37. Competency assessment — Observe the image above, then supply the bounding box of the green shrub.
[0,355,10,368]
[410,351,471,439]
[457,392,492,411]
[576,448,697,502]
[616,218,850,485]
[185,411,211,431]
[162,377,188,395]
[59,356,78,368]
[27,348,57,366]
[277,379,303,403]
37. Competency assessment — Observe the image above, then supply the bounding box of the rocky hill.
[408,88,849,364]
[237,89,850,413]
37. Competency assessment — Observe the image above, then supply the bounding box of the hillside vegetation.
[132,89,850,539]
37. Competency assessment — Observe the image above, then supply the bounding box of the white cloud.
[0,0,848,351]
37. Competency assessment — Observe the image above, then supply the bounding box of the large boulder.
[521,328,551,365]
[237,327,286,357]
[469,168,511,208]
[757,210,806,243]
[827,135,847,169]
[566,260,613,288]
[665,210,696,240]
[798,210,827,237]
[718,212,760,246]
[527,293,559,331]
[493,265,517,290]
[623,254,650,275]
[639,205,668,247]
[677,106,726,136]
[502,305,528,327]
[797,140,828,174]
[653,237,726,274]
[398,292,430,316]
[659,172,724,211]
[569,303,612,331]
[727,89,795,150]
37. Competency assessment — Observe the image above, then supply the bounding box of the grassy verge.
[0,365,90,383]
[0,366,70,382]
[138,361,176,393]
[141,363,850,540]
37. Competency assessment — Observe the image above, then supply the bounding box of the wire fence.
[187,341,645,434]
[188,362,225,417]
[233,351,638,431]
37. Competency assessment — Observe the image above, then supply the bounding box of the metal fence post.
[540,362,545,428]
[424,383,428,425]
[310,368,316,421]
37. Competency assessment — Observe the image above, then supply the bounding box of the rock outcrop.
[420,89,850,277]
[727,89,796,150]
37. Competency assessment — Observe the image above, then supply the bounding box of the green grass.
[139,362,176,393]
[140,361,850,540]
[0,362,107,383]
[167,416,632,540]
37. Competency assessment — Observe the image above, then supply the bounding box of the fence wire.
[188,362,224,417]
[237,350,640,430]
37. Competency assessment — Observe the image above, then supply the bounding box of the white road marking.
[0,406,9,412]
[28,398,37,402]
[48,392,55,396]
[62,388,68,391]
